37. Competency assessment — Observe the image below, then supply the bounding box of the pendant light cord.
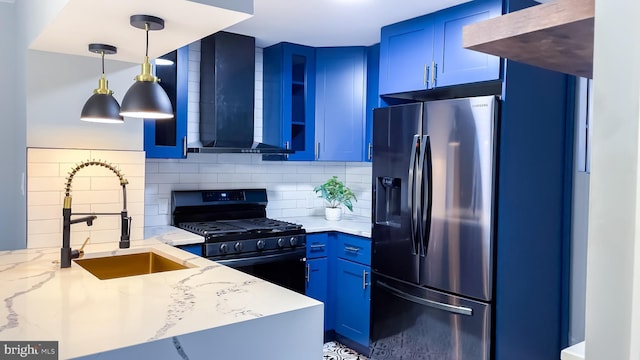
[101,51,105,76]
[145,22,150,57]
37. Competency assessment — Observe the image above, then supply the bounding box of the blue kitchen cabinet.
[333,233,371,350]
[433,0,502,88]
[263,42,316,161]
[364,44,380,162]
[176,244,203,256]
[143,46,189,158]
[379,16,434,95]
[306,233,333,331]
[315,47,367,161]
[379,0,501,95]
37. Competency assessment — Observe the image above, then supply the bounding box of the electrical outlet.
[158,198,169,215]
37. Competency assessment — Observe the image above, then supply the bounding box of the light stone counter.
[276,215,371,238]
[0,240,322,359]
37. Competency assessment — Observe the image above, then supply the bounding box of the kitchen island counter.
[0,240,322,359]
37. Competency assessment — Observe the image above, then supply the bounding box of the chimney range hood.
[187,31,293,155]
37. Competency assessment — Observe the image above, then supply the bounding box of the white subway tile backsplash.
[28,219,60,235]
[27,148,145,249]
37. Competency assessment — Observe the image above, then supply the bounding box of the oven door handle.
[212,250,306,268]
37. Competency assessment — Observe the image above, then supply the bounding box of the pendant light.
[119,15,174,119]
[80,44,124,123]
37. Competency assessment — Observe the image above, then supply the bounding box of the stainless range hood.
[187,31,293,155]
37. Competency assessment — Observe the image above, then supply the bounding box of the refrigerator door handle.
[408,134,420,255]
[378,281,473,316]
[416,134,428,257]
[420,135,433,257]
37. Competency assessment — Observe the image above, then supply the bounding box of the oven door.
[212,249,306,294]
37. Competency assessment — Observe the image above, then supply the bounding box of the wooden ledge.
[462,0,594,78]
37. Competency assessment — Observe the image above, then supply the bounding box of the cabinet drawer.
[306,233,330,259]
[336,234,371,266]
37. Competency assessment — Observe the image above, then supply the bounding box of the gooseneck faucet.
[60,160,131,268]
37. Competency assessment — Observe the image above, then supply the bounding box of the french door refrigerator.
[370,95,498,360]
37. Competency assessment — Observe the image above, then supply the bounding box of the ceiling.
[226,0,472,48]
[27,0,553,63]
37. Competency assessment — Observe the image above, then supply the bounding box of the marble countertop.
[144,215,371,248]
[561,341,585,360]
[276,214,371,238]
[0,240,321,359]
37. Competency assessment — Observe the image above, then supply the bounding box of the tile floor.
[323,341,369,360]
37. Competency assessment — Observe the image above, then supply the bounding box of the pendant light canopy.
[80,44,124,124]
[119,15,174,119]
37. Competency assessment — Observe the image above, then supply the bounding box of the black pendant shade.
[81,93,124,123]
[119,14,174,120]
[80,43,124,123]
[119,80,173,119]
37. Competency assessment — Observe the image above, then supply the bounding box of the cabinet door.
[379,15,434,95]
[364,44,380,162]
[334,258,371,348]
[306,257,332,331]
[315,47,366,162]
[263,43,316,161]
[143,46,188,158]
[433,0,502,88]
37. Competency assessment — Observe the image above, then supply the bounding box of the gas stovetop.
[178,218,304,241]
[171,189,306,257]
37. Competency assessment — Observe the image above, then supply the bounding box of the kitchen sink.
[74,251,191,280]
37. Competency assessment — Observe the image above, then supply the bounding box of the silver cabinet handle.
[182,136,187,157]
[431,61,437,88]
[362,270,369,289]
[315,142,320,160]
[285,141,290,160]
[310,243,326,250]
[423,64,429,88]
[368,142,373,160]
[345,246,360,253]
[305,263,310,284]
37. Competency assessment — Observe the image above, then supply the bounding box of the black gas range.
[171,189,307,293]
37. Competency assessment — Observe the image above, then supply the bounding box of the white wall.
[585,0,640,358]
[0,2,25,250]
[26,50,141,150]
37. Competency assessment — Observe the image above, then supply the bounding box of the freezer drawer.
[370,273,491,360]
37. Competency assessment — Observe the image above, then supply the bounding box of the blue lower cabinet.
[176,244,203,257]
[306,257,332,331]
[334,258,371,348]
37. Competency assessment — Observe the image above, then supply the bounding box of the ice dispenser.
[375,176,401,226]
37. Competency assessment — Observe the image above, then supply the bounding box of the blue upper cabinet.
[364,44,380,162]
[263,42,316,161]
[379,16,435,95]
[379,0,501,95]
[315,47,367,162]
[433,0,502,87]
[144,46,189,158]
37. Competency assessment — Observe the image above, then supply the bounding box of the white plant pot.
[325,207,342,221]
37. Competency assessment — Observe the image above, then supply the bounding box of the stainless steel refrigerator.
[370,95,498,360]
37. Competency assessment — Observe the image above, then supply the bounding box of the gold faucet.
[61,159,130,268]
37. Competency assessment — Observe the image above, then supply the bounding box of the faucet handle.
[78,237,90,258]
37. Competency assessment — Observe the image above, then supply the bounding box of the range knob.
[289,236,298,247]
[277,238,285,248]
[234,242,243,252]
[219,243,229,253]
[256,239,266,250]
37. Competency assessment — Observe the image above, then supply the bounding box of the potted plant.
[314,176,357,221]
